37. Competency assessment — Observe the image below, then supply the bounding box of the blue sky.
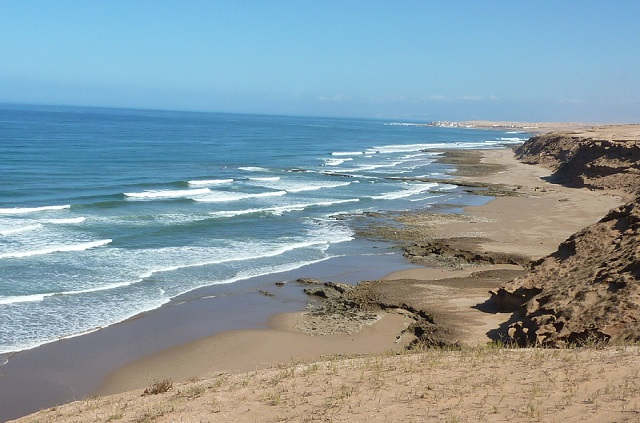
[1,1,639,121]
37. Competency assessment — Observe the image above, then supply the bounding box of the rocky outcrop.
[300,280,453,347]
[515,134,640,195]
[486,132,640,346]
[491,199,640,346]
[404,238,530,268]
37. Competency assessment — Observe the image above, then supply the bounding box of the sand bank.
[98,311,412,395]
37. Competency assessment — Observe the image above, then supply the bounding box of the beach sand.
[97,312,413,395]
[20,346,640,423]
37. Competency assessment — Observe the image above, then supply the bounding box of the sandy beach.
[11,123,640,422]
[0,247,411,421]
[85,145,623,399]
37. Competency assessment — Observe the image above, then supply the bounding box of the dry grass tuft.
[141,379,173,396]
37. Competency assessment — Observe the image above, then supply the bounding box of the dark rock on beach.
[298,279,453,347]
[295,277,322,285]
[403,238,530,268]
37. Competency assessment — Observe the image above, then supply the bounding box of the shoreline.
[0,244,414,422]
[91,147,622,396]
[97,310,413,396]
[0,252,364,357]
[6,134,631,421]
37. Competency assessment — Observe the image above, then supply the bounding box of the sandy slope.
[490,129,640,346]
[15,346,640,423]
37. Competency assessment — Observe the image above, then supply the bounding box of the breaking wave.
[193,190,287,202]
[124,188,211,199]
[209,199,360,218]
[0,239,112,259]
[0,224,42,236]
[238,166,269,172]
[187,179,233,186]
[370,183,438,200]
[0,205,70,215]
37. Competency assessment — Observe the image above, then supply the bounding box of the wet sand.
[98,311,412,395]
[0,246,412,422]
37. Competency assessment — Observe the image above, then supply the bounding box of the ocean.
[0,104,526,353]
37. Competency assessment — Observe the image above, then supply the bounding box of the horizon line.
[2,100,628,125]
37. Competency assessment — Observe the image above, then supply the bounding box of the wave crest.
[0,205,70,215]
[238,166,268,172]
[0,239,112,259]
[331,151,363,157]
[370,183,438,200]
[124,188,210,199]
[42,217,86,224]
[248,176,280,182]
[0,224,42,236]
[188,179,233,186]
[193,190,287,203]
[209,198,360,218]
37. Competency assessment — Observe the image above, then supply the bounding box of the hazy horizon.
[2,1,639,122]
[2,100,636,125]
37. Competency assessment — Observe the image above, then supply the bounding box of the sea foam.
[209,199,360,218]
[367,141,511,154]
[324,158,353,166]
[129,225,354,282]
[42,217,86,224]
[0,224,42,236]
[248,176,280,181]
[124,188,210,199]
[0,293,48,305]
[0,205,70,215]
[250,179,352,193]
[193,190,287,202]
[0,279,132,305]
[338,162,401,172]
[370,183,438,200]
[0,239,112,259]
[331,151,364,156]
[238,166,269,172]
[187,179,233,186]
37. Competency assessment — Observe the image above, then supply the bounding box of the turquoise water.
[0,104,526,353]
